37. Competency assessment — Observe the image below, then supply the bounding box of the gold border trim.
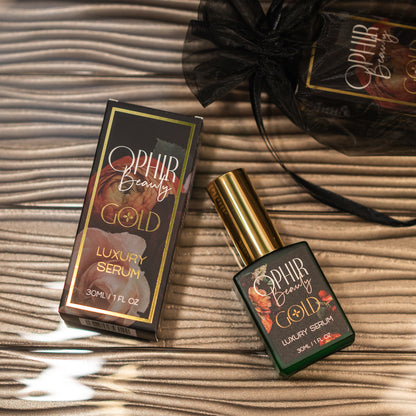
[66,105,198,324]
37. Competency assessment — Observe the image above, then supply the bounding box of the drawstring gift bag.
[183,0,416,226]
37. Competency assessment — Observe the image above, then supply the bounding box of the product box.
[294,12,416,154]
[299,13,416,113]
[59,100,203,340]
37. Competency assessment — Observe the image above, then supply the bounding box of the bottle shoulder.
[234,241,311,280]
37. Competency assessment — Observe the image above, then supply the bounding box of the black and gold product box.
[59,100,202,340]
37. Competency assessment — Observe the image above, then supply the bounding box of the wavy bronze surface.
[0,0,415,414]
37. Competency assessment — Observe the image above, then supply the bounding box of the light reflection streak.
[18,322,103,402]
[19,321,99,343]
[18,350,104,402]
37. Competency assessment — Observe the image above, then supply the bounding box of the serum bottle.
[207,168,354,377]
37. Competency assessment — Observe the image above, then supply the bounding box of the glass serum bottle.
[207,169,355,377]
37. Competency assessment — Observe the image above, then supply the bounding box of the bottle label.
[235,243,352,366]
[306,13,416,112]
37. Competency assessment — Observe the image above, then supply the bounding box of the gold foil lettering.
[100,203,161,232]
[275,297,321,328]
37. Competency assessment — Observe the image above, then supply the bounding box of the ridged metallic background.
[0,0,415,414]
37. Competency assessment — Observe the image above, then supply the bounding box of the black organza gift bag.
[183,0,416,226]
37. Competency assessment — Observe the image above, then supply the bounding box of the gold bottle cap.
[206,168,284,266]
